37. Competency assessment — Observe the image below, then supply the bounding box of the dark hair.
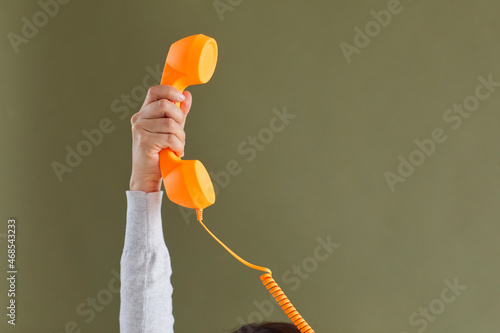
[232,322,300,333]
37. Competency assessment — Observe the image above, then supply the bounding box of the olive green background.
[1,0,500,332]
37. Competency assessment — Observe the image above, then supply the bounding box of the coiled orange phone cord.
[196,209,315,333]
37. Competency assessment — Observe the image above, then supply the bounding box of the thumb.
[179,90,192,130]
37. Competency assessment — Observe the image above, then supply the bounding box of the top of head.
[165,34,218,85]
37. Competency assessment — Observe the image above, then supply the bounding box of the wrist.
[129,177,162,193]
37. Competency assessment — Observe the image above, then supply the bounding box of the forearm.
[120,191,174,333]
[129,172,162,193]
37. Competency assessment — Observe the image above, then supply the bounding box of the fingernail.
[178,93,185,101]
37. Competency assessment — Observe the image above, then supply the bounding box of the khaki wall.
[1,0,499,332]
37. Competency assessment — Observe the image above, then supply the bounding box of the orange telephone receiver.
[159,34,218,210]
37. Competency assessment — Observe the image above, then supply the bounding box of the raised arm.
[120,86,192,333]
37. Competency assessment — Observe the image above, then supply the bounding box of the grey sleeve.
[120,190,174,333]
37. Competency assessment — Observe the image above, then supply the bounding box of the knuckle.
[166,134,180,150]
[165,117,175,128]
[148,85,159,95]
[165,85,176,95]
[131,123,141,136]
[130,113,139,125]
[166,133,175,145]
[158,99,170,110]
[137,132,150,149]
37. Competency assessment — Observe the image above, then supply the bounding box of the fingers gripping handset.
[159,34,218,210]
